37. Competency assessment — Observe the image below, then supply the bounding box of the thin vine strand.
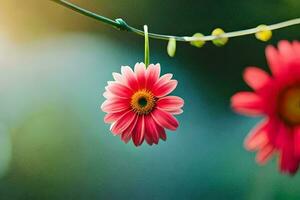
[51,0,300,42]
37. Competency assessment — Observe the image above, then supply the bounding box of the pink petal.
[244,120,269,151]
[157,125,167,141]
[276,123,299,174]
[265,118,280,145]
[231,92,264,116]
[121,132,131,144]
[144,133,154,145]
[151,108,179,131]
[121,114,138,143]
[156,96,184,111]
[292,41,300,57]
[294,127,300,157]
[168,109,184,115]
[111,111,136,135]
[104,110,129,123]
[153,80,178,98]
[121,66,139,91]
[107,82,133,98]
[101,99,130,113]
[112,72,124,84]
[274,122,291,149]
[103,90,115,99]
[266,45,283,76]
[278,40,298,65]
[134,63,146,89]
[132,116,145,146]
[243,67,271,90]
[144,116,166,144]
[154,74,173,88]
[103,88,128,100]
[146,64,160,89]
[144,115,160,144]
[279,144,299,175]
[256,144,274,165]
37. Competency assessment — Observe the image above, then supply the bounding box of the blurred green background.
[0,0,299,199]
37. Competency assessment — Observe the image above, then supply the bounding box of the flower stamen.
[278,86,300,125]
[131,89,156,115]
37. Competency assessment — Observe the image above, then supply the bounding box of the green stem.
[50,0,123,29]
[144,25,150,67]
[51,0,300,42]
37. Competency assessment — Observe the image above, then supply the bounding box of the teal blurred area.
[0,0,299,199]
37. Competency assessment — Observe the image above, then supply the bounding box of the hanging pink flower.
[101,63,184,146]
[231,40,300,174]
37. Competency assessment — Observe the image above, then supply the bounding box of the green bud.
[167,37,176,57]
[212,28,228,47]
[255,25,272,42]
[190,33,205,48]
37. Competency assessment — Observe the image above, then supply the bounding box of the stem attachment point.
[115,18,130,31]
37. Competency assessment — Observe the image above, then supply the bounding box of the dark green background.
[0,0,299,199]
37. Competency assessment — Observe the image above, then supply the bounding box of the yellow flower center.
[131,89,156,115]
[279,86,300,125]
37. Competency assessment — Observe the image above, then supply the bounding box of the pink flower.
[231,40,300,175]
[101,63,184,146]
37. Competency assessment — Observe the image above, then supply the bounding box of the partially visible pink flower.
[231,40,300,175]
[101,63,184,146]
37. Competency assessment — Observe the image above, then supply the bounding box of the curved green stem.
[50,0,123,29]
[51,0,300,42]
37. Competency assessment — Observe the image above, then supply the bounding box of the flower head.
[101,63,184,146]
[231,40,300,175]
